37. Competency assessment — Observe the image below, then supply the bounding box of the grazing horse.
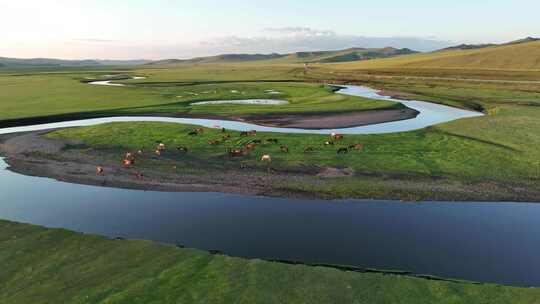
[324,141,334,146]
[251,139,262,144]
[244,143,256,151]
[195,128,204,134]
[188,131,198,136]
[332,134,344,141]
[222,134,231,140]
[349,144,364,151]
[125,152,135,160]
[122,159,132,168]
[96,166,104,175]
[261,155,272,162]
[208,139,220,145]
[228,148,245,157]
[280,146,289,153]
[177,146,188,153]
[304,147,314,153]
[266,138,279,144]
[337,147,349,154]
[240,131,249,137]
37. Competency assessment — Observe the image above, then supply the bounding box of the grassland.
[2,55,540,200]
[3,41,540,302]
[1,219,539,304]
[43,110,540,201]
[0,67,400,126]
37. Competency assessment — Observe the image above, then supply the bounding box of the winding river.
[1,157,539,287]
[4,79,533,287]
[0,83,482,135]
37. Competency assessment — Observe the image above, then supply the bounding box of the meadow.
[2,219,539,304]
[0,67,399,126]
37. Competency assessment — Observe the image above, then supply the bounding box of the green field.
[1,220,539,304]
[0,68,399,124]
[3,43,540,302]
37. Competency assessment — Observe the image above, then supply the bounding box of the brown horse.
[244,143,256,151]
[208,139,221,145]
[280,146,289,153]
[266,138,279,144]
[349,144,364,151]
[332,134,344,141]
[304,147,315,153]
[228,148,245,157]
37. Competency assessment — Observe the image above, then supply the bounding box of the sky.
[1,0,539,60]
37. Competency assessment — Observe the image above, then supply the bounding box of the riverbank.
[2,124,539,202]
[1,219,538,303]
[240,107,418,129]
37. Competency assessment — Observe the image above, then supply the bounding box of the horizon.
[1,0,539,60]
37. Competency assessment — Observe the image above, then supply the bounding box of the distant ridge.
[148,47,419,66]
[0,57,152,68]
[334,37,540,70]
[440,37,540,51]
[440,44,496,51]
[503,36,540,45]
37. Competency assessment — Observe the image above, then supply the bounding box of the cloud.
[197,27,454,55]
[263,27,336,37]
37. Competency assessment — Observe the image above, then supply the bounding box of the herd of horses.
[96,127,363,176]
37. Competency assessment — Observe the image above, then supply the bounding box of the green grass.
[1,219,539,304]
[48,113,540,200]
[0,68,399,123]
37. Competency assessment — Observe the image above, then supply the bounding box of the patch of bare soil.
[242,109,418,129]
[317,167,354,178]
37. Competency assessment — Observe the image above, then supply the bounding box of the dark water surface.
[1,158,539,287]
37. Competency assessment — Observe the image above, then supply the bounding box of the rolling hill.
[0,57,152,68]
[148,47,418,66]
[331,38,540,70]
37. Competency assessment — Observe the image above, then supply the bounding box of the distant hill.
[440,37,540,52]
[503,36,540,46]
[148,47,419,66]
[331,38,540,70]
[0,57,152,67]
[440,43,496,51]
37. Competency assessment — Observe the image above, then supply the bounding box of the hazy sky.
[1,0,538,59]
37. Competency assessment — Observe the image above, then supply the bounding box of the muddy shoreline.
[1,131,539,202]
[0,107,418,131]
[241,108,418,129]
